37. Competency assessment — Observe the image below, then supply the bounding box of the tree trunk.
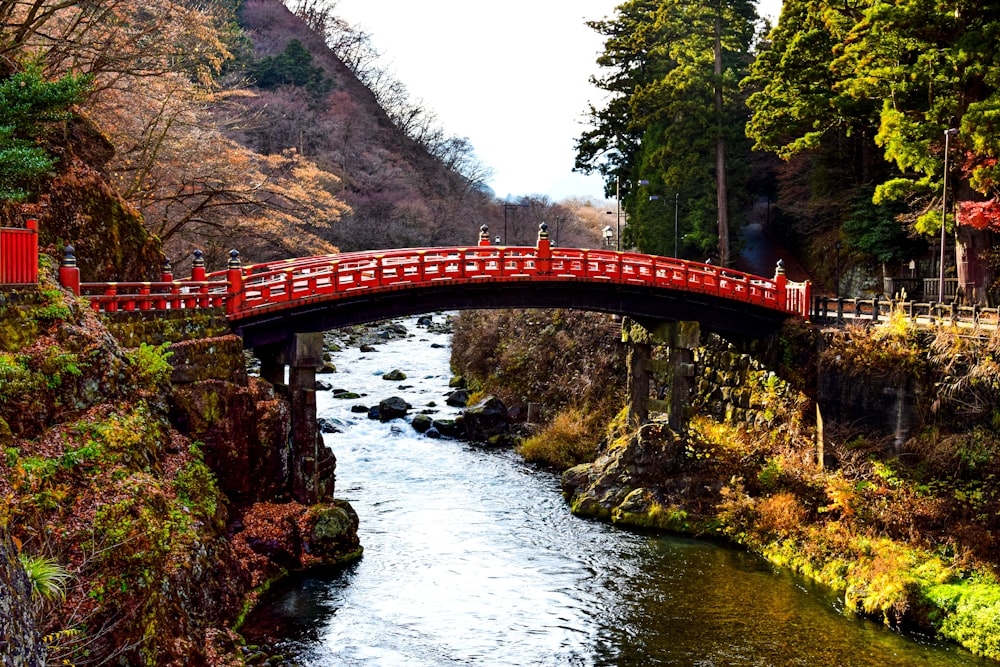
[956,225,992,305]
[714,8,730,266]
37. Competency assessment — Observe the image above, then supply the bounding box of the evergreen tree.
[0,66,90,201]
[252,39,332,94]
[576,0,760,262]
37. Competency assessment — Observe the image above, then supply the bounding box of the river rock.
[446,388,470,407]
[425,427,441,439]
[411,414,433,433]
[449,376,467,388]
[382,369,407,381]
[432,418,462,438]
[561,422,700,528]
[378,397,411,422]
[332,389,361,400]
[359,344,377,352]
[350,404,369,413]
[317,417,340,434]
[315,379,333,391]
[461,396,510,442]
[367,406,380,420]
[304,501,362,563]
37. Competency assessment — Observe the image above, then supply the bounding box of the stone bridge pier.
[254,333,335,504]
[622,318,700,432]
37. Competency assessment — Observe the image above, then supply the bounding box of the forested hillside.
[0,0,607,283]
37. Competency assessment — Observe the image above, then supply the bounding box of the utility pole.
[938,128,959,303]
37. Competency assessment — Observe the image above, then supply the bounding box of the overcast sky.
[330,0,784,202]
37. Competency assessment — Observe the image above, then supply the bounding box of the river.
[241,314,989,666]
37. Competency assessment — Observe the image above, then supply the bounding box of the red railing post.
[536,222,551,275]
[774,260,787,312]
[478,224,492,246]
[58,245,81,295]
[191,249,206,282]
[226,249,244,316]
[157,257,172,309]
[160,257,173,283]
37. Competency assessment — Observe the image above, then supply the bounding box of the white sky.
[330,0,784,202]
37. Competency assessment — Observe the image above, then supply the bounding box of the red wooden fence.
[0,219,38,285]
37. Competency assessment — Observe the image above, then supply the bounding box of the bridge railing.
[0,219,38,285]
[54,224,812,321]
[813,295,1000,328]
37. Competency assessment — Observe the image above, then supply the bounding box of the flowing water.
[241,315,989,667]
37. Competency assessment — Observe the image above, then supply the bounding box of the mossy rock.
[305,501,362,563]
[39,162,162,282]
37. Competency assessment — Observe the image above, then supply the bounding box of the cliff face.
[0,276,359,665]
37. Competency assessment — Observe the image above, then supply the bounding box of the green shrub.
[127,342,173,388]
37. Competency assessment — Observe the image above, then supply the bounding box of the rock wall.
[0,530,43,667]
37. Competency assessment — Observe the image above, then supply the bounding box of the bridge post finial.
[536,222,551,275]
[160,257,173,282]
[479,224,491,246]
[226,249,244,316]
[774,259,787,311]
[191,249,206,282]
[59,245,80,295]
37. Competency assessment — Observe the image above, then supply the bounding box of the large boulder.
[446,388,470,407]
[461,396,509,442]
[303,501,362,564]
[378,396,410,422]
[411,414,433,433]
[432,418,463,438]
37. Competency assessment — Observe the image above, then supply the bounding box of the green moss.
[611,489,690,531]
[926,577,1000,660]
[174,444,224,528]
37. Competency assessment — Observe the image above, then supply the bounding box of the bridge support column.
[253,333,335,504]
[621,319,699,433]
[665,322,699,434]
[255,344,286,387]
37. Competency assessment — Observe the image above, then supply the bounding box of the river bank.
[242,312,990,665]
[452,308,1000,662]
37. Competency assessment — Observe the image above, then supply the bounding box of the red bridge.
[6,221,810,346]
[61,224,810,346]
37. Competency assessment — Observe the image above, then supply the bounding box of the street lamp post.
[673,193,680,258]
[939,128,959,303]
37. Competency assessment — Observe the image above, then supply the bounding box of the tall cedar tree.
[576,0,760,263]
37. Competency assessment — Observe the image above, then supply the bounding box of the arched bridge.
[55,224,811,347]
